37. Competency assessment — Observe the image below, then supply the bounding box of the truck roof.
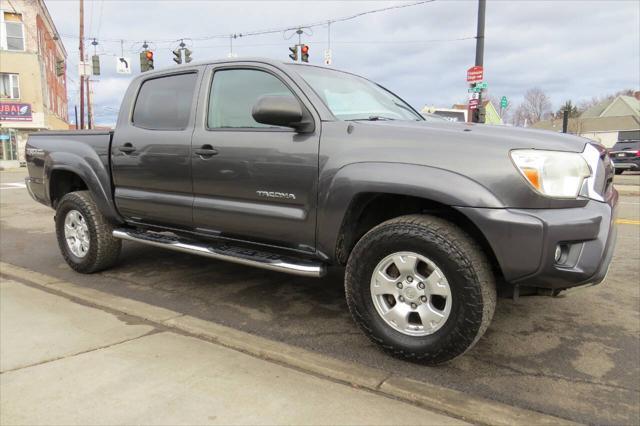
[139,57,320,77]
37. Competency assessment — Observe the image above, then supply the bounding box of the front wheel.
[345,214,496,365]
[55,191,122,273]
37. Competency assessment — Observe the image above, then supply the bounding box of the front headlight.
[510,149,591,198]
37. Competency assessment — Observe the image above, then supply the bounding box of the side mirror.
[252,95,313,133]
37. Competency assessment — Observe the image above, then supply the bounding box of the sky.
[44,0,640,126]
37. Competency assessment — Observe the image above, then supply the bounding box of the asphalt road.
[1,169,639,424]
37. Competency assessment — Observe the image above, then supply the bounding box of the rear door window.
[132,73,198,130]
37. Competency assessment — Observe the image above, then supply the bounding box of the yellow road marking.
[616,219,640,225]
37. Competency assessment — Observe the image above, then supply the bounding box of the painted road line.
[0,261,573,426]
[0,183,26,190]
[616,219,640,225]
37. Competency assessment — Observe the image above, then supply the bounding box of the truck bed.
[25,130,114,211]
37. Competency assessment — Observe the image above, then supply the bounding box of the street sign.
[468,92,480,100]
[466,65,483,83]
[476,82,488,89]
[501,96,508,108]
[78,61,91,77]
[468,86,482,93]
[468,98,480,110]
[324,49,332,65]
[116,56,131,74]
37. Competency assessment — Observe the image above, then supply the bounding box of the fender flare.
[316,162,505,260]
[44,150,123,224]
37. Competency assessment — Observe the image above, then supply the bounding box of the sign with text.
[468,98,480,110]
[466,65,484,83]
[324,49,332,65]
[0,103,32,121]
[78,61,91,77]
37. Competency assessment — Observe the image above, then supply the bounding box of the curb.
[0,261,576,426]
[614,185,639,196]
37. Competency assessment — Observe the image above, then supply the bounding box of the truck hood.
[321,119,597,209]
[352,120,588,153]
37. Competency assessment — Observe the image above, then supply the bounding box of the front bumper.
[457,189,618,290]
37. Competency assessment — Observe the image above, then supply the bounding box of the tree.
[510,87,552,127]
[557,100,579,118]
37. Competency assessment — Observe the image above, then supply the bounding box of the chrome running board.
[113,228,326,278]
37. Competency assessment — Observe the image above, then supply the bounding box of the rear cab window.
[611,141,640,151]
[132,73,198,130]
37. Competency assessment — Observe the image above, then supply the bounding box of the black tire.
[345,214,496,365]
[55,191,121,273]
[615,169,624,175]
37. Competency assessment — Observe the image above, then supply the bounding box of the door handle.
[118,143,136,154]
[194,145,218,157]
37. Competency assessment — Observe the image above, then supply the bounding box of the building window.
[1,12,25,51]
[0,73,20,99]
[0,129,18,161]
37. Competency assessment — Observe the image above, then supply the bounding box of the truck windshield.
[289,65,423,122]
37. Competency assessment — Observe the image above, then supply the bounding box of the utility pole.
[472,0,486,123]
[79,0,85,129]
[86,75,92,129]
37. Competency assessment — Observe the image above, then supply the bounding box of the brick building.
[0,0,68,168]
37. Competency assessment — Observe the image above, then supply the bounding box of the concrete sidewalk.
[0,278,465,426]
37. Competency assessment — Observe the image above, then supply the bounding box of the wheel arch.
[45,151,123,224]
[317,162,505,277]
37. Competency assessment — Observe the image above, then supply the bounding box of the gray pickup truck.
[25,58,618,364]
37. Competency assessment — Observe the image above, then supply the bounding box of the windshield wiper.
[392,101,423,120]
[347,116,396,121]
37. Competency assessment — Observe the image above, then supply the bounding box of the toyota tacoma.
[25,58,618,364]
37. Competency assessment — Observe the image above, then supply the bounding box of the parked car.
[609,140,640,174]
[24,58,618,364]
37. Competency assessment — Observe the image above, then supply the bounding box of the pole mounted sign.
[466,65,484,83]
[468,98,480,110]
[116,57,131,74]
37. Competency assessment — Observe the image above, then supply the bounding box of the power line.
[193,36,475,50]
[57,1,434,45]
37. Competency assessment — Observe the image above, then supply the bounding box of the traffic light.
[55,60,65,77]
[288,45,298,61]
[140,50,154,72]
[172,48,182,64]
[184,48,192,63]
[91,55,100,76]
[301,44,309,63]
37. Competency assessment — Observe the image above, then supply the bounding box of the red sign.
[0,102,32,121]
[468,98,480,110]
[466,66,484,83]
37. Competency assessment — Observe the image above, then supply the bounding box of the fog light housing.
[554,245,563,263]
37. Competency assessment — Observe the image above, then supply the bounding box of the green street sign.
[500,96,508,108]
[468,87,482,93]
[476,82,488,89]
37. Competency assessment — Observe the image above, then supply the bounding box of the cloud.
[45,0,639,126]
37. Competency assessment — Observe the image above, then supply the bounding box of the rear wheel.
[345,214,496,365]
[55,191,121,273]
